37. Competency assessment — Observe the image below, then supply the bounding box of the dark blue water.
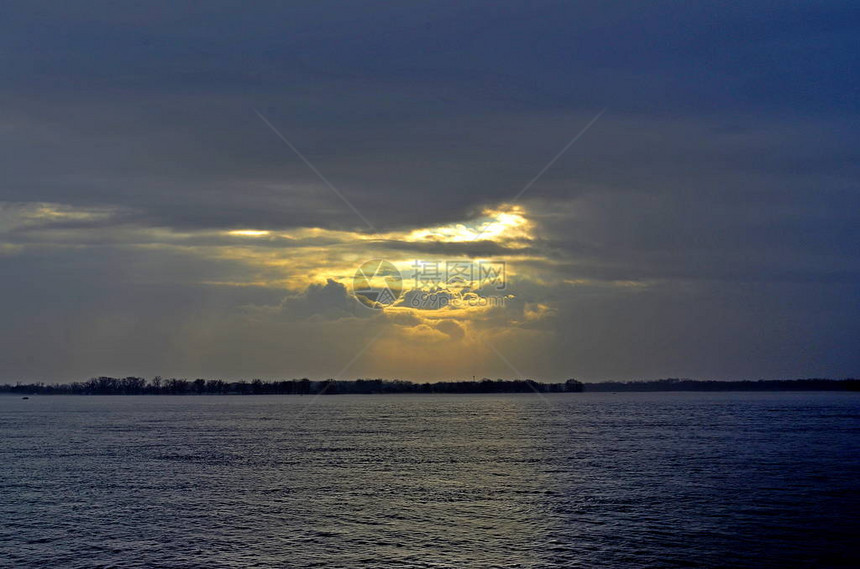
[1,392,858,568]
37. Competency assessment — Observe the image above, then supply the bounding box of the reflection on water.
[1,393,858,568]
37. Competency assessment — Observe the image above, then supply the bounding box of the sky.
[0,1,858,382]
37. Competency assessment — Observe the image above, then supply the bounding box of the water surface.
[1,392,858,568]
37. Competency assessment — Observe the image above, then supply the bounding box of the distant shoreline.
[2,378,857,395]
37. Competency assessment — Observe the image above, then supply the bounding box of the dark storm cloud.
[5,1,856,111]
[367,239,531,258]
[0,1,858,380]
[2,0,857,231]
[279,278,369,320]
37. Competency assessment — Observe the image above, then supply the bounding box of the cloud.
[435,319,465,340]
[0,1,857,381]
[279,278,369,320]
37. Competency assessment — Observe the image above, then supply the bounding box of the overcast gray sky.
[1,1,858,382]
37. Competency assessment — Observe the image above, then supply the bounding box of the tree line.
[0,377,584,395]
[583,378,859,392]
[0,377,857,395]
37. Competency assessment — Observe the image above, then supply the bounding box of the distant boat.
[21,396,29,400]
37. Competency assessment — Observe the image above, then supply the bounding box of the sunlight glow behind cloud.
[227,229,272,237]
[405,205,532,245]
